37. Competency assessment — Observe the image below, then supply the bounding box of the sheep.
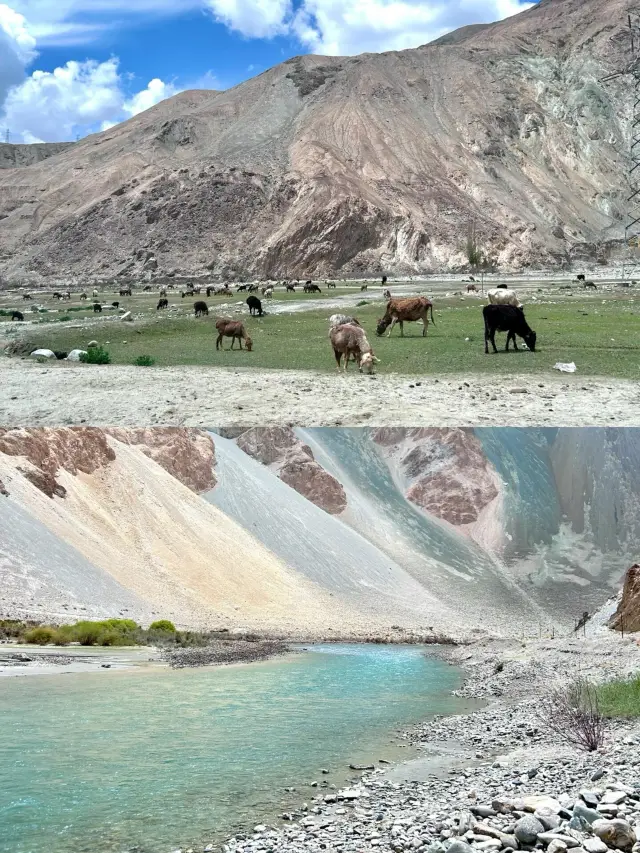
[487,288,522,308]
[328,314,361,329]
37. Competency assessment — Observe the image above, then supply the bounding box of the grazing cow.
[376,296,435,337]
[361,284,368,292]
[577,274,586,282]
[93,303,102,313]
[329,324,379,373]
[143,285,152,292]
[248,284,259,292]
[496,283,508,289]
[305,280,313,286]
[92,289,99,297]
[327,281,336,289]
[194,300,209,317]
[483,305,537,354]
[237,284,248,292]
[246,295,263,316]
[215,318,253,351]
[286,283,296,292]
[304,283,321,293]
[583,281,597,290]
[329,314,361,329]
[120,288,132,297]
[22,293,32,300]
[11,310,24,321]
[466,283,478,293]
[181,290,194,298]
[263,286,274,299]
[112,301,120,309]
[157,298,169,310]
[80,292,88,300]
[487,288,521,307]
[383,288,391,299]
[52,292,62,300]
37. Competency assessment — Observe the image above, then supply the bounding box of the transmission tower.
[603,10,640,277]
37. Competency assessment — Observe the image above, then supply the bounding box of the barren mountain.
[0,0,631,282]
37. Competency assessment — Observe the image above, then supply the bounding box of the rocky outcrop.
[609,564,640,633]
[373,428,498,526]
[235,427,347,514]
[0,427,216,497]
[0,142,74,170]
[105,428,216,493]
[0,0,633,281]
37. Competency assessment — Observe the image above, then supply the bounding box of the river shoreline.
[220,628,640,853]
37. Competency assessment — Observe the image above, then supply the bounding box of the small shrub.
[539,677,605,751]
[57,315,72,322]
[24,626,58,645]
[134,355,156,366]
[356,300,369,307]
[72,621,103,646]
[597,676,640,718]
[149,620,176,633]
[80,346,111,365]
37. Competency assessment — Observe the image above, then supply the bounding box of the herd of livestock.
[4,278,544,371]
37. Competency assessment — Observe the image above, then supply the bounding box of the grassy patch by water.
[597,676,640,718]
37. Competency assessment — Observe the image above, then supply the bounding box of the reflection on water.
[0,644,463,853]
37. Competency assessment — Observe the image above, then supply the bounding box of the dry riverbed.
[1,360,639,426]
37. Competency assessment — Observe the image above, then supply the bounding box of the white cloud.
[1,57,178,141]
[0,4,36,108]
[294,0,536,55]
[204,0,291,38]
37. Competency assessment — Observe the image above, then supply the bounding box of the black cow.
[382,275,388,285]
[194,300,208,317]
[112,301,120,309]
[11,310,24,321]
[246,295,263,316]
[157,298,169,310]
[327,281,336,289]
[577,274,586,282]
[483,305,537,354]
[93,303,102,313]
[120,288,132,296]
[583,281,597,290]
[303,283,321,293]
[286,283,296,292]
[54,351,68,360]
[237,284,248,292]
[496,283,508,289]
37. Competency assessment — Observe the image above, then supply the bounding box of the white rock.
[66,350,87,361]
[121,311,133,321]
[30,349,56,358]
[603,792,629,806]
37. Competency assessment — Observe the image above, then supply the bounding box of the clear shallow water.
[0,644,463,853]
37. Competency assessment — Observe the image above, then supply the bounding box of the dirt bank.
[1,360,638,427]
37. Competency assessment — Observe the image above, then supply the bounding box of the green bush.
[134,355,156,366]
[57,315,72,322]
[72,621,104,646]
[67,306,85,312]
[24,626,59,645]
[356,300,369,307]
[80,346,111,365]
[149,620,176,632]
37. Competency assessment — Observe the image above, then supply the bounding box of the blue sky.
[0,0,536,143]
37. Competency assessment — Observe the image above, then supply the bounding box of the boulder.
[583,839,609,853]
[592,819,637,851]
[547,842,568,853]
[535,808,562,830]
[121,311,133,322]
[66,350,87,361]
[87,340,98,347]
[609,564,640,633]
[514,816,545,845]
[446,840,475,853]
[601,792,627,806]
[30,349,55,358]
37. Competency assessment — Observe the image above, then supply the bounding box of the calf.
[329,324,379,373]
[11,310,24,321]
[215,318,252,351]
[80,292,88,300]
[237,284,248,292]
[93,303,102,313]
[112,301,120,309]
[22,293,32,300]
[327,282,336,289]
[377,296,435,337]
[360,284,368,292]
[383,288,391,299]
[263,287,274,298]
[583,281,597,290]
[466,283,477,293]
[483,304,536,354]
[194,300,209,317]
[246,295,263,316]
[157,298,168,310]
[487,288,521,307]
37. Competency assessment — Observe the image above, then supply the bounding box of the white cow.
[487,288,522,308]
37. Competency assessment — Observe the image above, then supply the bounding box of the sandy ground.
[1,359,639,426]
[0,644,158,677]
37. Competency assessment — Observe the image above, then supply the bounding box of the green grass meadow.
[8,294,640,378]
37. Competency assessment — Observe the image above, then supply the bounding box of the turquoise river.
[0,644,464,853]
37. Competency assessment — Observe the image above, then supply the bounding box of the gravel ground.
[219,630,640,853]
[1,360,639,426]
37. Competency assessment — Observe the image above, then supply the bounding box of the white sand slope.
[0,436,365,633]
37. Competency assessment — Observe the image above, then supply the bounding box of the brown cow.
[215,318,253,351]
[376,296,435,337]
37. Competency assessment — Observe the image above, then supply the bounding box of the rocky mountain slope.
[1,427,637,636]
[0,142,74,170]
[0,0,632,283]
